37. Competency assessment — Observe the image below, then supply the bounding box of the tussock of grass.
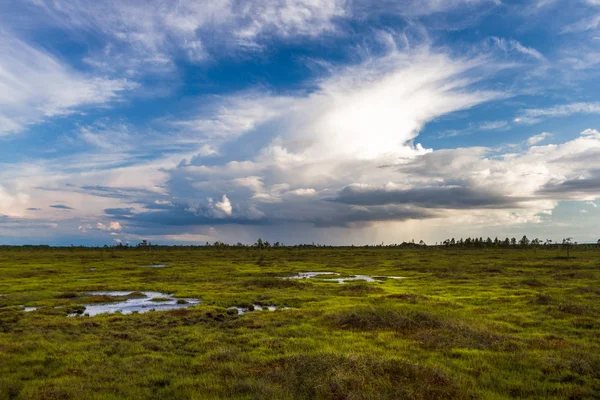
[325,305,441,331]
[337,283,383,295]
[530,293,554,305]
[243,278,305,289]
[520,279,546,287]
[57,292,78,299]
[557,302,597,315]
[385,293,427,303]
[326,305,513,351]
[262,353,470,400]
[149,297,172,302]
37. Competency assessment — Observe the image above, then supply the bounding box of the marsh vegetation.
[0,246,599,399]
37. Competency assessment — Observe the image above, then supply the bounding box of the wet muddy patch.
[72,291,200,316]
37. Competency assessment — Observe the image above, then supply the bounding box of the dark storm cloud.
[114,201,436,232]
[330,185,523,209]
[124,209,268,228]
[50,204,74,210]
[538,174,600,195]
[308,206,438,228]
[104,207,135,216]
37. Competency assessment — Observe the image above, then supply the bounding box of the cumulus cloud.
[0,33,135,135]
[116,46,507,231]
[97,221,122,231]
[214,195,233,216]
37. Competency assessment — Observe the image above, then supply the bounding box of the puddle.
[73,291,200,316]
[228,304,285,315]
[283,272,340,279]
[140,264,168,268]
[281,272,407,284]
[323,275,379,284]
[23,307,37,312]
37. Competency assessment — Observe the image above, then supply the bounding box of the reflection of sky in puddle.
[323,275,377,284]
[281,272,407,284]
[229,305,283,315]
[140,264,168,268]
[24,307,37,312]
[77,291,200,316]
[283,272,339,279]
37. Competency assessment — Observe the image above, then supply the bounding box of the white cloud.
[27,0,347,70]
[491,37,546,61]
[0,185,30,217]
[0,33,135,135]
[215,195,233,216]
[23,0,505,73]
[157,46,509,229]
[97,221,122,231]
[516,102,600,124]
[527,132,552,145]
[172,94,295,140]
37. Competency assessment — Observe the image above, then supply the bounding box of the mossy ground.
[0,247,599,399]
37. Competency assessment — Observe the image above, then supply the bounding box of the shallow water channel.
[281,272,406,283]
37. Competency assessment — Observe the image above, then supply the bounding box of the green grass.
[0,246,599,399]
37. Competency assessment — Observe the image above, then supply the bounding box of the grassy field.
[0,246,599,399]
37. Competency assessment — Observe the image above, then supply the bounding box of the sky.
[1,0,600,246]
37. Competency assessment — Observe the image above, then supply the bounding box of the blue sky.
[1,0,600,245]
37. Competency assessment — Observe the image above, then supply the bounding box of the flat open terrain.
[0,247,599,399]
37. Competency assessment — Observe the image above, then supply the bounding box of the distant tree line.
[441,236,540,248]
[1,236,599,250]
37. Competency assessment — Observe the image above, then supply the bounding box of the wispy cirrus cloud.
[18,0,504,75]
[24,0,347,70]
[0,32,136,135]
[515,102,600,124]
[490,37,546,61]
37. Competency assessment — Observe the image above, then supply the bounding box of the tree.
[597,239,600,248]
[510,237,517,246]
[519,235,530,247]
[562,237,573,258]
